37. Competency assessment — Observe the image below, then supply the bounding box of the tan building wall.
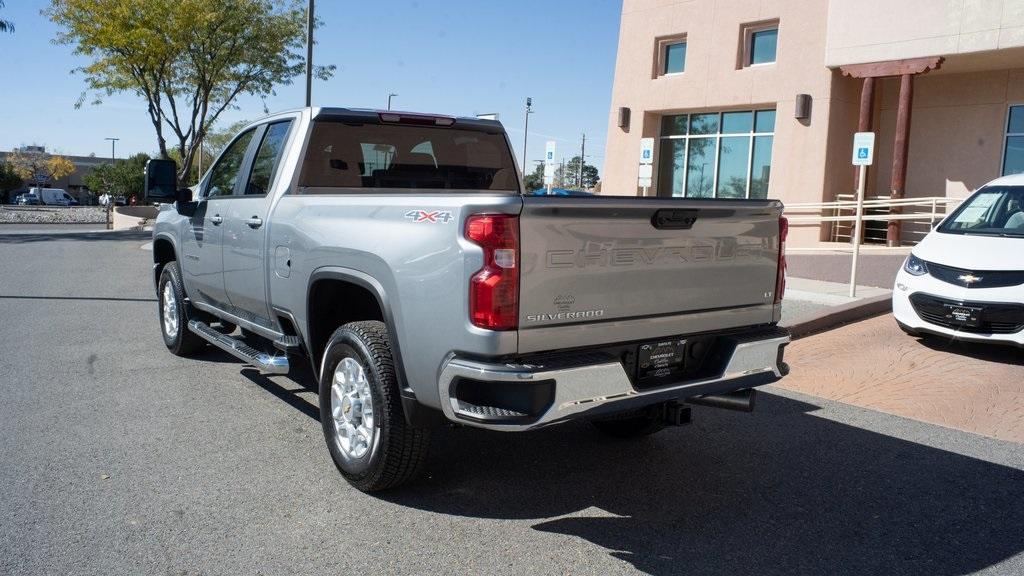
[605,0,1024,246]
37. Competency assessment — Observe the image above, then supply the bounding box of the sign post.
[543,141,556,194]
[849,132,875,297]
[638,137,654,195]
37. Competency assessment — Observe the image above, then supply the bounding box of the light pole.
[522,97,532,178]
[388,92,398,110]
[305,0,314,107]
[105,137,118,165]
[104,137,118,225]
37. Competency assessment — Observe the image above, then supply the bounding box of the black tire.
[157,261,205,356]
[591,410,666,439]
[318,321,430,492]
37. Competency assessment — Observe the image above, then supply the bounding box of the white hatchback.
[893,174,1024,347]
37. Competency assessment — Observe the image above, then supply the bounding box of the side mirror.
[144,159,179,203]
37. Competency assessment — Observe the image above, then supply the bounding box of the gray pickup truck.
[144,107,790,492]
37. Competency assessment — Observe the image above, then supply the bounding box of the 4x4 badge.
[405,210,454,223]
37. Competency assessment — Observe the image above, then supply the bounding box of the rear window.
[297,121,519,192]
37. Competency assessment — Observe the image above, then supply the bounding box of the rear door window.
[298,121,519,192]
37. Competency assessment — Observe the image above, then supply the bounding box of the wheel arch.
[152,234,178,289]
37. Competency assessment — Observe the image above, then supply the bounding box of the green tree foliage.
[0,1,13,33]
[557,156,599,190]
[48,0,334,185]
[204,119,252,158]
[523,163,545,193]
[6,148,75,188]
[82,152,151,202]
[0,162,24,203]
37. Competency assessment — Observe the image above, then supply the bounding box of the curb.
[783,293,892,339]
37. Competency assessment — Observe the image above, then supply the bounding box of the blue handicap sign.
[642,150,651,159]
[547,152,553,160]
[857,147,869,159]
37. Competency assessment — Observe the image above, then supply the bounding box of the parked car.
[15,193,41,205]
[144,107,791,492]
[31,187,77,206]
[893,174,1024,347]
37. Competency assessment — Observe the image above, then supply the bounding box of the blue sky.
[0,1,621,171]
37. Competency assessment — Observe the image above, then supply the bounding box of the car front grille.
[925,261,1024,289]
[909,293,1024,334]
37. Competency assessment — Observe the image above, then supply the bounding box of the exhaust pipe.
[687,388,756,413]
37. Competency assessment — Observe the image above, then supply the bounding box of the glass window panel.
[755,109,776,133]
[716,136,750,198]
[721,111,753,134]
[658,139,686,197]
[664,42,686,74]
[685,138,716,198]
[661,114,688,136]
[750,136,773,198]
[1008,106,1024,134]
[1003,136,1024,176]
[206,129,255,198]
[750,28,778,65]
[689,113,719,135]
[245,121,292,196]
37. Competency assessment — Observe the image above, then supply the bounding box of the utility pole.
[105,137,119,165]
[522,97,532,179]
[387,92,398,110]
[305,0,314,107]
[579,133,586,189]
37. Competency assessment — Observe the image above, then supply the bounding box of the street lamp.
[522,97,533,178]
[305,0,314,107]
[105,137,119,165]
[388,92,398,110]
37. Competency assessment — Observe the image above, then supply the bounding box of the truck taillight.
[775,216,788,303]
[466,214,519,330]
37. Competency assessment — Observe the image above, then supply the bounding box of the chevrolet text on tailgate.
[145,107,790,492]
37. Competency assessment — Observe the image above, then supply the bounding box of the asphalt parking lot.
[2,229,1023,575]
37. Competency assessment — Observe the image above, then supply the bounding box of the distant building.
[0,146,115,203]
[603,0,1024,246]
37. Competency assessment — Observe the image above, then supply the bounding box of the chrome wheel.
[162,282,178,339]
[331,357,375,459]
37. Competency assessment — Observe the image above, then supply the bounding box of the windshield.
[298,120,519,192]
[938,186,1024,237]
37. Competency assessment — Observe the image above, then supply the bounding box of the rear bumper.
[437,328,790,431]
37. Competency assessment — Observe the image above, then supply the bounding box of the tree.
[0,162,23,203]
[48,0,334,185]
[204,118,251,158]
[82,152,151,201]
[6,148,75,189]
[523,163,544,193]
[0,1,13,33]
[557,156,599,190]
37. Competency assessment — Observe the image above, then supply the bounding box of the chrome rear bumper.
[438,330,790,431]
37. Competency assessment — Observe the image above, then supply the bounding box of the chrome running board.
[188,320,289,375]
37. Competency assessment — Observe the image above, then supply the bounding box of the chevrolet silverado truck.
[144,107,790,492]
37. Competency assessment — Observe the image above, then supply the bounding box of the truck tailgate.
[517,196,783,352]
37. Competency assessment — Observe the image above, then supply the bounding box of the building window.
[654,34,687,78]
[657,109,775,199]
[740,20,778,67]
[1003,105,1024,175]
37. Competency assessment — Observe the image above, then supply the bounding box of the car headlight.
[903,254,928,276]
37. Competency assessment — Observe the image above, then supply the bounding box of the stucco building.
[603,0,1024,246]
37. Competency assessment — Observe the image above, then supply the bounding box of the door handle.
[246,216,263,229]
[210,214,223,225]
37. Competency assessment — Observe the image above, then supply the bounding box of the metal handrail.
[784,195,966,244]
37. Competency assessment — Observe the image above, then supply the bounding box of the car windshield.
[938,186,1024,237]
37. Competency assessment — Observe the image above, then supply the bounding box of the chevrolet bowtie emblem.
[958,274,982,284]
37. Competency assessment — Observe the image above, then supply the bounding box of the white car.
[893,174,1024,347]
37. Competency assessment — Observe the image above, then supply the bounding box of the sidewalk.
[781,277,891,326]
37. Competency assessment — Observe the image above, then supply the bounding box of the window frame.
[653,34,688,78]
[738,19,779,68]
[1000,103,1024,177]
[657,109,776,199]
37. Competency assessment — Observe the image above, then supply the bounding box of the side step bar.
[188,320,289,375]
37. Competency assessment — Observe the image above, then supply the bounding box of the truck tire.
[157,261,205,356]
[590,410,666,439]
[318,321,430,492]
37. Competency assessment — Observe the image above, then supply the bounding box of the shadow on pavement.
[0,294,157,303]
[0,230,150,244]
[917,336,1024,366]
[379,392,1024,576]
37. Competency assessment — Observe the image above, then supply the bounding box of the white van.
[30,188,78,206]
